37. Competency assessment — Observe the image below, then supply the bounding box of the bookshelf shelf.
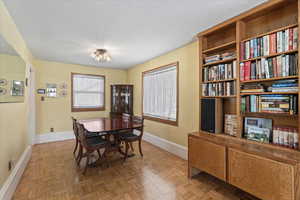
[240,92,298,95]
[241,23,298,43]
[240,75,298,83]
[203,58,236,67]
[202,41,236,54]
[203,78,236,83]
[240,49,298,63]
[202,95,236,98]
[241,112,298,118]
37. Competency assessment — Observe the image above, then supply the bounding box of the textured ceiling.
[3,0,267,69]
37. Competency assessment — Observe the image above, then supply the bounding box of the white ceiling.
[3,0,267,69]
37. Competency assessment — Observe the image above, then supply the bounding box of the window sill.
[72,107,105,112]
[143,115,178,126]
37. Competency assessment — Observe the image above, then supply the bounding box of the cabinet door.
[188,136,226,181]
[228,148,295,200]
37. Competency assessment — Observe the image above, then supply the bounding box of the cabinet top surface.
[189,132,300,165]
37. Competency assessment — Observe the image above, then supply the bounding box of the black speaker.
[201,98,223,133]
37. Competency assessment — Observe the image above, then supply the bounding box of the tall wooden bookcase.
[198,0,300,151]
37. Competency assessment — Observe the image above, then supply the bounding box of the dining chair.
[119,115,144,161]
[71,117,99,164]
[76,123,110,174]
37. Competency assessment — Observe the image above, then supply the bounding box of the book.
[224,114,238,137]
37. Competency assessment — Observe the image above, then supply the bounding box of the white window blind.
[72,74,104,109]
[143,64,177,121]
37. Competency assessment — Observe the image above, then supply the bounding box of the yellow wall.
[127,42,199,147]
[0,0,34,187]
[0,54,26,102]
[34,60,127,134]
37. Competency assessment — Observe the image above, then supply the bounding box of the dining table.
[78,116,144,158]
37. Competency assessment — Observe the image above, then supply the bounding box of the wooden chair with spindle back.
[76,123,110,174]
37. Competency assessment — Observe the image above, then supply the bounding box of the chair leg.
[129,142,134,152]
[73,138,79,156]
[97,149,102,159]
[138,139,143,157]
[76,145,83,166]
[83,153,90,175]
[124,141,129,161]
[103,149,110,167]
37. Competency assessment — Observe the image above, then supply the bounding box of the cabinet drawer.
[228,148,295,200]
[188,136,226,181]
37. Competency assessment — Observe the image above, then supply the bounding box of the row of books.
[240,84,264,93]
[273,126,298,149]
[202,82,236,97]
[224,114,237,137]
[204,52,236,64]
[203,61,237,82]
[240,53,298,81]
[271,80,298,92]
[241,95,298,114]
[240,27,298,60]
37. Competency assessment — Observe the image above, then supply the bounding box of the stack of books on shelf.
[224,114,237,137]
[204,52,236,64]
[273,126,298,149]
[202,82,235,97]
[270,80,298,92]
[203,61,237,82]
[240,53,298,81]
[241,84,265,93]
[241,95,298,114]
[240,26,298,60]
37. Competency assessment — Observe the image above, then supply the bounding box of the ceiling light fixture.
[91,49,112,62]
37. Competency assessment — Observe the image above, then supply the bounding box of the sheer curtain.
[73,74,104,108]
[143,65,177,121]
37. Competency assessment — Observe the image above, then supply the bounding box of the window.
[71,73,105,112]
[142,62,178,126]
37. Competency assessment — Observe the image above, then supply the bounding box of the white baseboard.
[35,131,187,160]
[142,132,187,160]
[35,131,74,144]
[0,146,32,200]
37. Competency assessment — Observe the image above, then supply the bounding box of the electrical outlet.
[8,160,13,171]
[50,127,54,132]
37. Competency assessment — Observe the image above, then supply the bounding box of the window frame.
[71,72,106,112]
[142,62,179,126]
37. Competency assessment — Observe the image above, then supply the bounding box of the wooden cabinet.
[228,148,295,200]
[188,132,300,200]
[188,136,226,181]
[110,85,133,116]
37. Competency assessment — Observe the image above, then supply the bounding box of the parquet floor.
[13,140,259,200]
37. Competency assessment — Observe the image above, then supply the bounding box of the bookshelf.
[198,0,300,151]
[190,1,300,200]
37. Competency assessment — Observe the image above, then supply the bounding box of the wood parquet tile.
[13,140,260,200]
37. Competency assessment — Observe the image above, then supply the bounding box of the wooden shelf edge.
[203,58,236,67]
[202,41,236,53]
[240,75,299,83]
[241,23,298,43]
[201,95,236,98]
[203,78,236,83]
[241,112,298,117]
[240,92,298,95]
[240,49,298,63]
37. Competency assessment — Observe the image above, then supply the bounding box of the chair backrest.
[76,123,88,148]
[72,117,79,138]
[122,113,132,121]
[132,116,144,137]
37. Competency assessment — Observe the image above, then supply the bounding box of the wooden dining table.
[78,117,144,158]
[78,117,143,133]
